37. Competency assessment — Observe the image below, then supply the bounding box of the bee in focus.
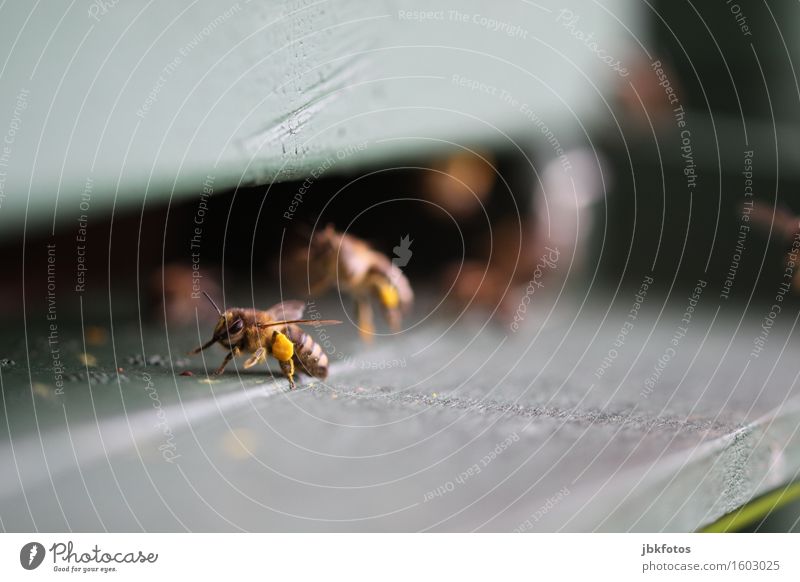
[305,225,413,342]
[189,293,340,389]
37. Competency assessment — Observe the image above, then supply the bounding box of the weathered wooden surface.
[2,294,799,532]
[0,0,639,235]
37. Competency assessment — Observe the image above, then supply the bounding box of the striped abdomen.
[286,325,329,379]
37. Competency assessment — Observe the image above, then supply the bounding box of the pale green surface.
[0,0,640,236]
[2,297,799,532]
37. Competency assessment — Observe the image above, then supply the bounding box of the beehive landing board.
[1,297,799,532]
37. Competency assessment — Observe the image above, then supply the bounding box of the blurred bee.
[751,201,800,291]
[189,293,340,389]
[305,225,413,341]
[149,262,221,326]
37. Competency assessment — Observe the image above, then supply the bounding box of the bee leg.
[213,352,234,375]
[356,299,374,343]
[244,347,266,369]
[279,359,296,390]
[188,337,217,355]
[375,279,401,332]
[385,308,402,333]
[270,330,296,389]
[213,347,240,375]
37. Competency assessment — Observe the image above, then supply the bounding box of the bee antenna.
[202,291,223,315]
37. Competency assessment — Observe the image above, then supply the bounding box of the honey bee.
[305,225,413,341]
[189,293,340,388]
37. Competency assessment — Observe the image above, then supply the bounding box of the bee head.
[202,292,242,340]
[311,224,339,252]
[214,311,245,342]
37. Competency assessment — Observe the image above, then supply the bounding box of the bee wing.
[338,234,377,281]
[263,300,306,322]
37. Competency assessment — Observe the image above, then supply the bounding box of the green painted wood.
[2,296,799,531]
[0,0,640,236]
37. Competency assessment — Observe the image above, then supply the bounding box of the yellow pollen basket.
[272,332,294,361]
[379,283,399,309]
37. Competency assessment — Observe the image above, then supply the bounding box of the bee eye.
[228,319,244,334]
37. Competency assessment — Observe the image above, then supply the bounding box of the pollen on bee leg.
[356,299,375,343]
[386,308,401,332]
[378,283,399,310]
[271,331,295,362]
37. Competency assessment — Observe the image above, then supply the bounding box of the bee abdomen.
[288,329,329,379]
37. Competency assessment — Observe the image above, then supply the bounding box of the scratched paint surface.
[1,296,799,532]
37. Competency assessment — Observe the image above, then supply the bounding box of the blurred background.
[4,1,800,315]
